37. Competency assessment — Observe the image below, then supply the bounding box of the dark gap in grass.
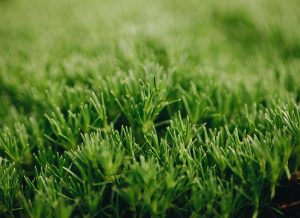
[272,170,300,217]
[114,115,131,134]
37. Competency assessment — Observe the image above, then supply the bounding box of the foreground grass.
[0,0,300,217]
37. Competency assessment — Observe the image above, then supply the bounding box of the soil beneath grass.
[270,171,300,217]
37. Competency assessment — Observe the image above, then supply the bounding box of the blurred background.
[0,0,300,118]
[1,0,300,73]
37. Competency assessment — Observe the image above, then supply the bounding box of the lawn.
[0,0,300,217]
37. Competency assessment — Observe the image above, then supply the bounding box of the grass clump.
[0,0,300,217]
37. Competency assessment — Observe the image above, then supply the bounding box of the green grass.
[0,0,300,217]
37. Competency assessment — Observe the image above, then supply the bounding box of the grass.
[0,0,300,217]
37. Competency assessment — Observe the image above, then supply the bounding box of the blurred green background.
[1,0,300,130]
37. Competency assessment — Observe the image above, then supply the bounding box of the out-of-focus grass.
[0,0,300,217]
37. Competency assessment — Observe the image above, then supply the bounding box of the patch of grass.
[0,0,300,217]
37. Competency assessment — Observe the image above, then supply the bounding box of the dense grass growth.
[0,0,300,217]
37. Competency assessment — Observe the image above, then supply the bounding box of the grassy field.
[1,0,300,217]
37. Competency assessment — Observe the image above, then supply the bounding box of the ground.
[0,0,300,217]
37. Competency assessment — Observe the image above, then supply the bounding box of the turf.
[0,0,300,217]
